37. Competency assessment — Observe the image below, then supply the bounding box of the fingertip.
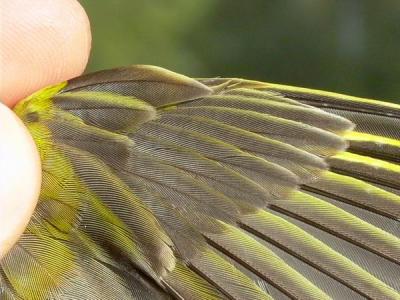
[0,0,92,107]
[0,103,42,259]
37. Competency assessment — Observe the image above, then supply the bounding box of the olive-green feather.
[2,65,400,300]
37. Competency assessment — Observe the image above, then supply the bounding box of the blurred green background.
[80,0,400,104]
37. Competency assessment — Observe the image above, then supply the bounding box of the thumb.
[0,0,91,107]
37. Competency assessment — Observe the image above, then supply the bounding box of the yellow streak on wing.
[343,131,400,148]
[262,83,400,110]
[332,152,400,173]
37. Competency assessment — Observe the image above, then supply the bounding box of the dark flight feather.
[2,65,400,300]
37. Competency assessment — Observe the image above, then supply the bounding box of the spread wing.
[1,65,399,300]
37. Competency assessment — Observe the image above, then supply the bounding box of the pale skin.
[0,0,91,258]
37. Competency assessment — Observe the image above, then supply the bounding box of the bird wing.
[1,65,399,300]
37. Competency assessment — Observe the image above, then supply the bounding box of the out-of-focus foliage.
[80,0,400,103]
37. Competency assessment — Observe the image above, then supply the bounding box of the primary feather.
[1,65,399,300]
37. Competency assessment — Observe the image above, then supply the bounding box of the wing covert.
[2,65,400,300]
